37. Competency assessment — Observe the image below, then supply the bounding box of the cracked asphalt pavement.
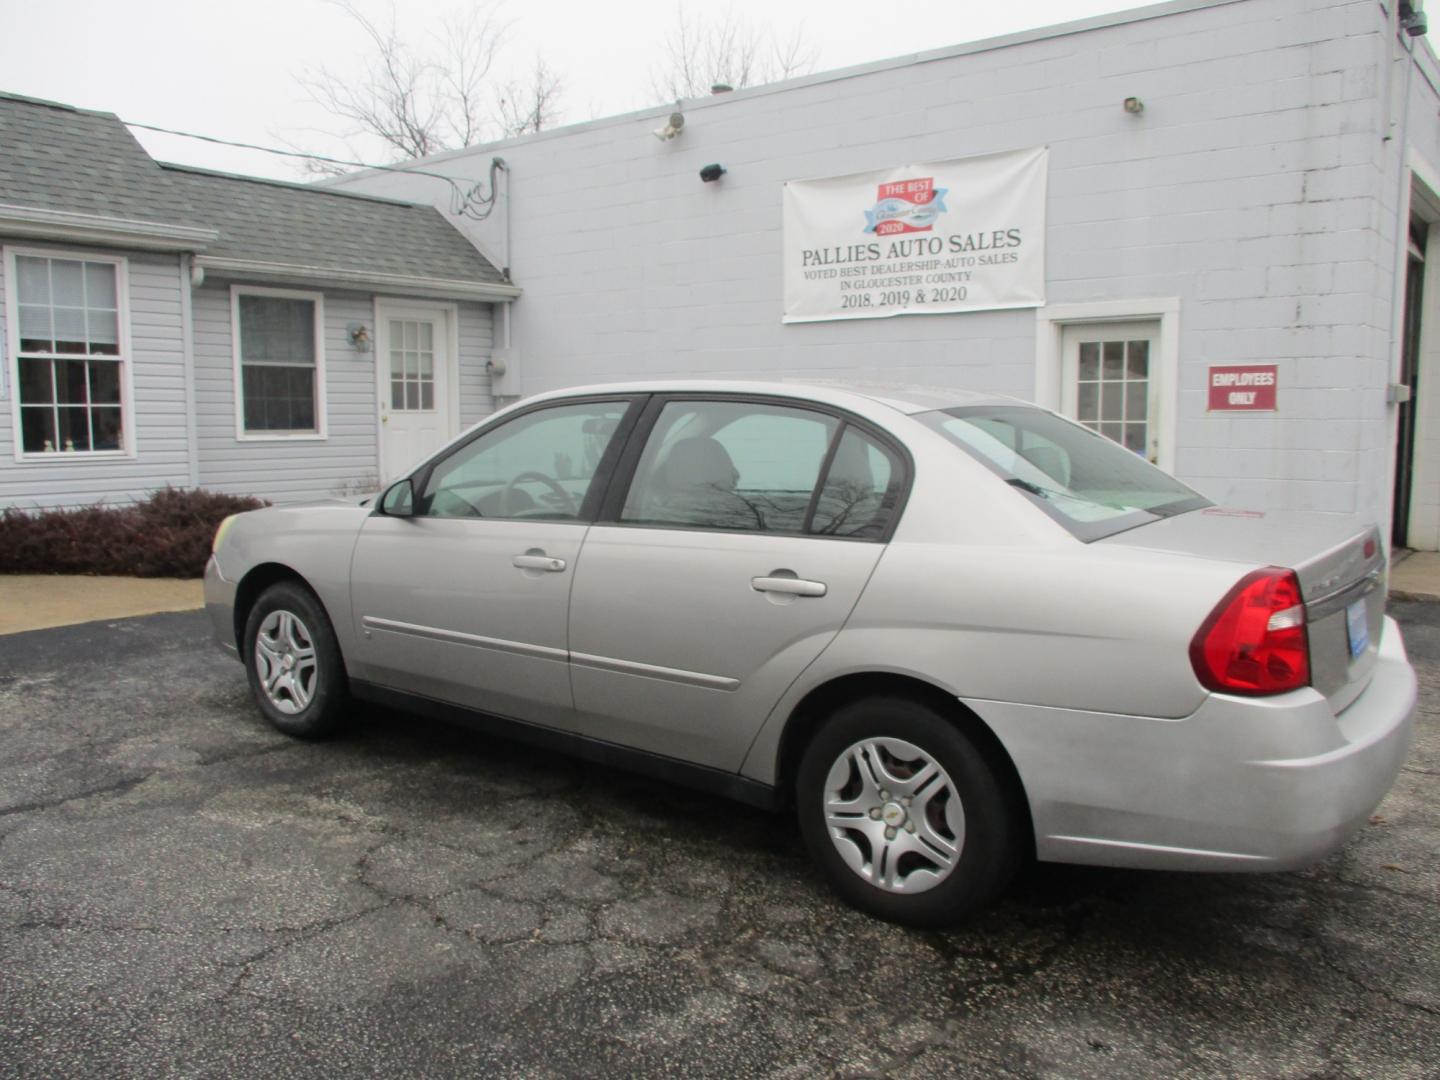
[1,604,1436,1079]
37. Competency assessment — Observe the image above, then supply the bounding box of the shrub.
[0,487,266,578]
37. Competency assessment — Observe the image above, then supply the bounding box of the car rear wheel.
[244,581,348,738]
[796,695,1023,926]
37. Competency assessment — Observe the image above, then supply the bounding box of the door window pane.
[421,401,628,520]
[1126,340,1149,378]
[622,401,838,534]
[810,427,903,539]
[388,318,435,413]
[1074,331,1154,457]
[1125,382,1148,421]
[1101,382,1122,422]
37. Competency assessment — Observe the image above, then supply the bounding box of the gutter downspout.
[179,253,200,487]
[1388,21,1417,386]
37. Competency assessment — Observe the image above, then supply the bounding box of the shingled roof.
[160,165,506,284]
[0,92,506,290]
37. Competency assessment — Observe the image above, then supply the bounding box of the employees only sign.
[1208,364,1278,411]
[782,147,1048,323]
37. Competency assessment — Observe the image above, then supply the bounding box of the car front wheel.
[243,581,348,738]
[796,695,1023,926]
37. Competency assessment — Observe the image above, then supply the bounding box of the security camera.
[699,163,726,183]
[653,111,685,141]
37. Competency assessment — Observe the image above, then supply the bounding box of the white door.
[1060,321,1162,464]
[377,306,454,483]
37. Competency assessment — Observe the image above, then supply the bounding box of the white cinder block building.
[329,0,1440,550]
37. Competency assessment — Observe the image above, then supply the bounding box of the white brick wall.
[333,0,1434,527]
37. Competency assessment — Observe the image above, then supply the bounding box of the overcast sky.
[1,0,1139,180]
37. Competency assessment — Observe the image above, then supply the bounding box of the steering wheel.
[502,471,577,517]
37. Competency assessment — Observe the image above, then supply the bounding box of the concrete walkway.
[0,575,203,636]
[1390,550,1440,602]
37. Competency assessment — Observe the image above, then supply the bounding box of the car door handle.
[751,575,827,597]
[512,554,567,572]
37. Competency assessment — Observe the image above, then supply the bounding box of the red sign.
[869,177,940,236]
[876,177,935,203]
[1207,364,1278,411]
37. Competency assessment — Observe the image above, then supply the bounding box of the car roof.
[517,379,1023,416]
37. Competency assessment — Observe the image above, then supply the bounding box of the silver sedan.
[205,381,1416,926]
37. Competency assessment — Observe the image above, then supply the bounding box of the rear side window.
[622,401,837,533]
[810,427,903,539]
[619,399,906,539]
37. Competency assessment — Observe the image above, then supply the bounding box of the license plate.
[1346,598,1369,658]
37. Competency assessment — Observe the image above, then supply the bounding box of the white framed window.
[231,285,326,440]
[1035,299,1179,473]
[4,246,133,460]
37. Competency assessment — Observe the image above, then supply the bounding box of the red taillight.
[1190,568,1310,695]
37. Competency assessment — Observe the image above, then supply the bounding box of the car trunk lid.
[1102,508,1385,712]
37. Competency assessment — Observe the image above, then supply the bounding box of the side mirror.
[379,478,416,517]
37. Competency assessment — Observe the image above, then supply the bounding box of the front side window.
[236,291,321,435]
[421,400,630,520]
[11,253,125,454]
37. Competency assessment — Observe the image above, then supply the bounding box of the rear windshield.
[918,405,1211,541]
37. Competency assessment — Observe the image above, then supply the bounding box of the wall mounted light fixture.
[1123,96,1145,115]
[347,322,372,352]
[653,109,686,141]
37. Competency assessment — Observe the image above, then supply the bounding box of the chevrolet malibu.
[205,382,1416,926]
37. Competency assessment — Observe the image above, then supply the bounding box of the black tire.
[795,695,1024,927]
[242,581,349,739]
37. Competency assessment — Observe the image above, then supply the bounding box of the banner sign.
[782,147,1047,324]
[1207,364,1278,411]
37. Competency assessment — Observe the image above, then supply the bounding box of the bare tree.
[435,5,507,148]
[649,8,818,102]
[292,1,562,168]
[496,58,565,138]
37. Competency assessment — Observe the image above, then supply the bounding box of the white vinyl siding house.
[189,283,497,501]
[0,247,192,506]
[0,91,516,510]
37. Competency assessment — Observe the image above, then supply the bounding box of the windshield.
[918,405,1211,541]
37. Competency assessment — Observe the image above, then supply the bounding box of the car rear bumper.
[203,554,240,660]
[966,615,1417,872]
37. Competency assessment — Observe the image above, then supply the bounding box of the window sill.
[235,432,328,442]
[13,450,135,463]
